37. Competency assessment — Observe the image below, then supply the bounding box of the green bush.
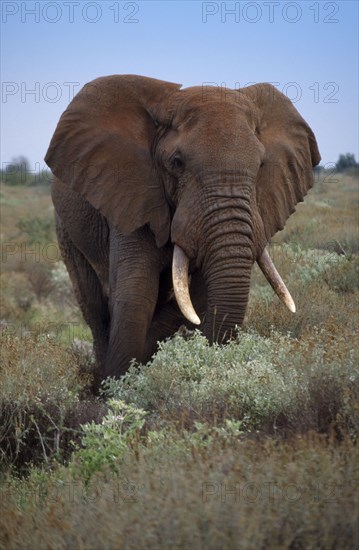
[69,400,147,484]
[101,330,359,436]
[292,246,346,285]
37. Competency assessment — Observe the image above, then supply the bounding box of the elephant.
[45,75,320,389]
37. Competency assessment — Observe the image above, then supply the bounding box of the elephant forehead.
[176,107,253,144]
[179,85,238,104]
[168,88,253,130]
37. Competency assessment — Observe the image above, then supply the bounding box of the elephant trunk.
[202,254,252,343]
[199,180,254,342]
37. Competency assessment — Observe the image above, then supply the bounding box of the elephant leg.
[145,301,186,357]
[56,217,110,389]
[104,227,167,379]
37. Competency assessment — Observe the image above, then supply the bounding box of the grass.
[1,434,358,549]
[0,172,358,548]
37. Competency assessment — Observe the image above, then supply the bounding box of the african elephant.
[45,75,320,389]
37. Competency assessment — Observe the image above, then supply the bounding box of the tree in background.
[2,156,31,185]
[336,153,358,173]
[5,156,30,173]
[1,156,50,185]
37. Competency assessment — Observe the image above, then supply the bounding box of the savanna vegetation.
[0,161,358,549]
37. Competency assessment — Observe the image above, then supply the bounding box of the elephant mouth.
[172,243,295,326]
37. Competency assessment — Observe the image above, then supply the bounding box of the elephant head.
[45,75,320,348]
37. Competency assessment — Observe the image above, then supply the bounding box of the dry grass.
[1,435,358,549]
[278,172,358,253]
[0,331,104,470]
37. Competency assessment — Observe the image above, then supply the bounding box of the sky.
[1,0,358,172]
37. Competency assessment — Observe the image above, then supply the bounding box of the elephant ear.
[45,75,181,247]
[240,84,321,242]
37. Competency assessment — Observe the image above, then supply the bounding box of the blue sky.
[1,0,358,170]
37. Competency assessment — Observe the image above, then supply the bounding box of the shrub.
[69,400,147,484]
[101,329,359,436]
[0,331,102,470]
[292,246,346,285]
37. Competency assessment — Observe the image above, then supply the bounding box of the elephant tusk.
[257,248,296,313]
[172,245,201,325]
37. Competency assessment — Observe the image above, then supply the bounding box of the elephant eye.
[171,154,184,171]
